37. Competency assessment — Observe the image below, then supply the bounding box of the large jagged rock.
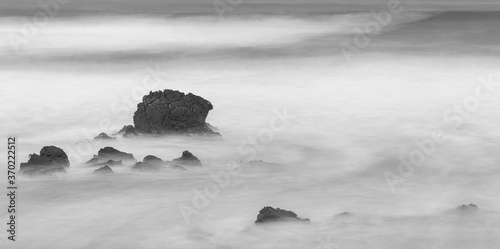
[85,147,136,166]
[20,146,69,175]
[133,90,220,136]
[255,206,310,224]
[93,166,114,175]
[172,151,202,167]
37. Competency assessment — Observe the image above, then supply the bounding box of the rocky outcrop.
[255,206,310,224]
[93,166,114,174]
[172,151,202,167]
[93,132,116,141]
[133,90,219,136]
[85,147,136,165]
[456,204,479,213]
[20,146,69,175]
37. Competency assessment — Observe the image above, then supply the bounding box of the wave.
[0,11,438,60]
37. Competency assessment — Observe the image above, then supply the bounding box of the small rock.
[132,162,159,171]
[20,146,69,175]
[85,147,136,166]
[456,204,479,213]
[255,206,310,224]
[88,159,122,167]
[172,151,202,167]
[93,166,114,174]
[143,155,164,166]
[116,125,138,137]
[93,132,116,141]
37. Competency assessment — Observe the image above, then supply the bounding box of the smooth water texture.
[0,7,500,249]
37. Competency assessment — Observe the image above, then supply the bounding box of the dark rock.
[172,151,202,167]
[143,155,164,166]
[93,132,116,141]
[456,204,479,213]
[88,160,122,167]
[132,162,159,171]
[255,206,310,224]
[116,125,138,137]
[85,147,136,166]
[93,166,114,174]
[20,146,69,175]
[133,90,220,136]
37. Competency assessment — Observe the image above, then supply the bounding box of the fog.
[1,10,500,249]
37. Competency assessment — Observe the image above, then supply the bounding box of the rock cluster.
[132,90,219,136]
[85,147,136,166]
[255,206,310,224]
[20,146,69,175]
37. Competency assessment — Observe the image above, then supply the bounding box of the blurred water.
[0,10,500,249]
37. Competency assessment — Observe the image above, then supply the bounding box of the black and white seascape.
[1,0,500,248]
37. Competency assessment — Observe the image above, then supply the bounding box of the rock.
[172,151,202,167]
[143,155,164,166]
[93,132,116,141]
[116,125,138,137]
[85,147,136,166]
[20,146,69,175]
[133,90,220,136]
[456,204,479,213]
[88,160,122,167]
[255,206,310,224]
[93,166,114,174]
[132,162,159,171]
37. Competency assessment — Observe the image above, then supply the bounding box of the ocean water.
[1,5,500,249]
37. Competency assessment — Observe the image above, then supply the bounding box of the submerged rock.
[20,146,69,175]
[133,90,220,136]
[172,151,202,167]
[88,159,122,167]
[132,162,160,171]
[93,166,114,174]
[116,125,138,137]
[255,206,310,224]
[93,132,116,141]
[85,147,136,165]
[456,204,479,213]
[143,155,164,166]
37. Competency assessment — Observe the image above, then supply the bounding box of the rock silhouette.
[132,162,160,171]
[88,160,122,167]
[116,125,138,137]
[456,204,479,213]
[143,155,164,166]
[85,147,136,165]
[133,90,219,136]
[255,206,310,224]
[93,166,114,174]
[172,151,202,167]
[93,132,116,141]
[20,146,69,175]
